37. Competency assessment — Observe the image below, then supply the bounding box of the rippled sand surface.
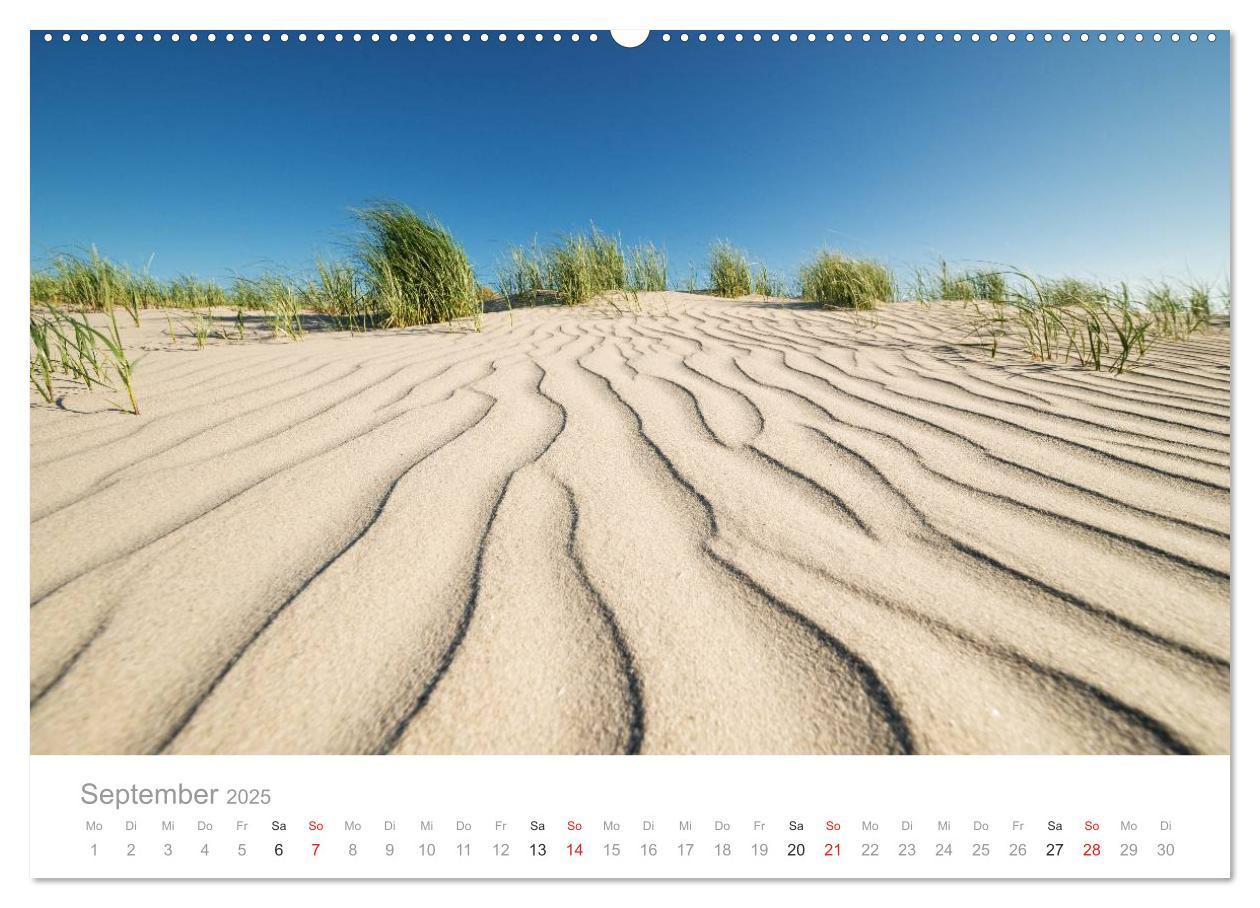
[29,293,1231,754]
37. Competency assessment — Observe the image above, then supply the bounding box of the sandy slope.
[28,293,1231,755]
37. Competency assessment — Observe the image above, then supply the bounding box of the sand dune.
[28,292,1231,755]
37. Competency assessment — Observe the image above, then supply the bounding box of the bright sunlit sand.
[29,292,1230,756]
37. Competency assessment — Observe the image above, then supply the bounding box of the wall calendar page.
[14,1,1245,904]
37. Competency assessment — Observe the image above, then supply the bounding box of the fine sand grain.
[29,293,1231,755]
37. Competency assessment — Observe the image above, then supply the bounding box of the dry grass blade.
[95,307,141,414]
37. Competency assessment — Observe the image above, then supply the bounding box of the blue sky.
[30,32,1230,288]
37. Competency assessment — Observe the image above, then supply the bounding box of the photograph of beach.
[29,31,1230,755]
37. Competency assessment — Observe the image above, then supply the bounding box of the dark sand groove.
[30,296,1230,754]
[557,481,646,755]
[796,352,1231,493]
[152,400,500,754]
[756,352,1230,526]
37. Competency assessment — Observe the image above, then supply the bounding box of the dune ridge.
[29,292,1231,755]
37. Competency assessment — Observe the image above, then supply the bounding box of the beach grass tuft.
[752,264,787,298]
[955,269,1222,373]
[628,242,669,292]
[496,239,550,305]
[355,202,482,328]
[708,242,752,298]
[304,259,369,331]
[679,262,700,293]
[799,250,895,310]
[31,248,228,315]
[498,227,664,308]
[188,311,212,349]
[232,273,306,340]
[29,304,141,413]
[547,226,627,306]
[916,260,1006,304]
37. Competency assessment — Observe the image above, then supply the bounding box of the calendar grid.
[31,755,1230,879]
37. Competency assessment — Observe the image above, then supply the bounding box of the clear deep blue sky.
[31,32,1230,287]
